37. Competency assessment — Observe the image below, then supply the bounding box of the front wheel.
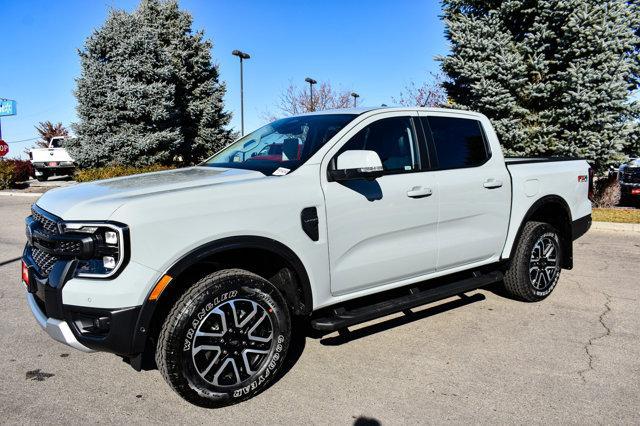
[156,269,291,407]
[35,172,48,182]
[503,221,562,302]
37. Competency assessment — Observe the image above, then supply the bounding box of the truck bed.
[502,157,592,260]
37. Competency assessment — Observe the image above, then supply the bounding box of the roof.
[299,106,486,119]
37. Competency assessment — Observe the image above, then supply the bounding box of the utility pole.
[232,50,250,135]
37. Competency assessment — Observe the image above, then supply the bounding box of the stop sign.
[0,140,8,157]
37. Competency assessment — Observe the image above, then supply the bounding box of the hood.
[36,166,265,220]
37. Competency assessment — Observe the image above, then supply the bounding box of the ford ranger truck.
[21,107,592,407]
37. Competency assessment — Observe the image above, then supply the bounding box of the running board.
[310,271,503,332]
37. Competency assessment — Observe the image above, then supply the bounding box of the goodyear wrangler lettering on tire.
[183,290,238,352]
[233,334,285,398]
[156,269,291,408]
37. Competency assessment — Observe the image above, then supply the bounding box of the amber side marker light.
[149,274,173,301]
[22,261,29,287]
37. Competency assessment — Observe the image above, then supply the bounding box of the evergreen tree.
[68,0,233,168]
[440,0,640,172]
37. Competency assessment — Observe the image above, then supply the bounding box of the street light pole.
[351,92,360,108]
[304,77,317,112]
[232,50,250,135]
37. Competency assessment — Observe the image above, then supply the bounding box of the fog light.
[103,256,116,269]
[104,231,118,245]
[92,316,110,332]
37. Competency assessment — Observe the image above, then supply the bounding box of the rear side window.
[424,117,489,169]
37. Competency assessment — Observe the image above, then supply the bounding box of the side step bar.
[310,270,503,332]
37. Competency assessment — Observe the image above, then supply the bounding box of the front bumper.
[26,292,94,352]
[23,245,143,356]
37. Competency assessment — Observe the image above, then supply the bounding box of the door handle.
[483,179,503,189]
[407,186,433,198]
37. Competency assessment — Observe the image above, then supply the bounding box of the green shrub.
[0,160,16,189]
[74,165,174,182]
[0,159,33,189]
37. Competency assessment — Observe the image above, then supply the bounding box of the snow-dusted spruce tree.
[68,0,233,168]
[440,0,640,172]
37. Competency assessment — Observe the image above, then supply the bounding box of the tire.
[156,269,291,408]
[35,172,48,182]
[503,221,562,302]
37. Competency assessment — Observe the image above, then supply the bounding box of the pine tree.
[440,0,640,172]
[68,0,233,168]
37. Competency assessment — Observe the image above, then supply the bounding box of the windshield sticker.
[272,167,290,176]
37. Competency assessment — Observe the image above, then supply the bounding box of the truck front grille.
[31,247,59,275]
[31,207,59,234]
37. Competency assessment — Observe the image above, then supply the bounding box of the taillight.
[588,167,594,202]
[22,261,30,287]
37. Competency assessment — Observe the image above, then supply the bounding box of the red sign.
[0,140,8,157]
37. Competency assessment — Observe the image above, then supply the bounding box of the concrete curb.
[0,191,42,197]
[592,221,640,233]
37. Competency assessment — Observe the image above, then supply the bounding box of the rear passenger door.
[417,113,511,270]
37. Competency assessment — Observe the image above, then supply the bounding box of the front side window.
[204,114,356,175]
[425,117,489,169]
[336,116,419,173]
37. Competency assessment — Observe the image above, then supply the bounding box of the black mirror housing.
[329,167,384,182]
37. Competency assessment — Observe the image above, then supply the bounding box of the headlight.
[60,222,129,278]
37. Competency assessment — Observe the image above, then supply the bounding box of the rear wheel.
[35,171,48,182]
[504,221,562,302]
[156,269,291,407]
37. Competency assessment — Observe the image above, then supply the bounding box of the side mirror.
[329,150,384,182]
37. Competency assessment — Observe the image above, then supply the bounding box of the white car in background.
[28,136,75,181]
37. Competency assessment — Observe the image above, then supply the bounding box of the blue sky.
[0,0,447,157]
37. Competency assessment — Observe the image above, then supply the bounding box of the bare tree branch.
[393,74,448,107]
[264,81,355,122]
[34,121,69,148]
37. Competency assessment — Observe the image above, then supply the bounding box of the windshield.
[203,114,357,175]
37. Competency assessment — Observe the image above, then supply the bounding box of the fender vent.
[300,207,319,241]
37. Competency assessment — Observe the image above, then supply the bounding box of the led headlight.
[61,222,129,278]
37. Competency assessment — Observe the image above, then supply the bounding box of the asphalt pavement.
[1,197,638,424]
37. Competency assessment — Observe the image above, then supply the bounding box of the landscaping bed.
[593,207,640,224]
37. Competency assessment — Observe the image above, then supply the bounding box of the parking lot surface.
[1,197,639,424]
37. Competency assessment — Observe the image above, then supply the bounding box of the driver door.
[321,112,439,296]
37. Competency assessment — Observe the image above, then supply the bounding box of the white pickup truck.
[28,136,75,181]
[21,107,592,407]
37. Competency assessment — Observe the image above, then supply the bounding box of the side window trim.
[415,117,436,170]
[421,115,492,171]
[328,115,423,177]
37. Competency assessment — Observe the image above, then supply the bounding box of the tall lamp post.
[232,50,250,135]
[304,77,317,111]
[351,92,360,107]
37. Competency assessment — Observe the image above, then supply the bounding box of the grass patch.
[592,208,640,224]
